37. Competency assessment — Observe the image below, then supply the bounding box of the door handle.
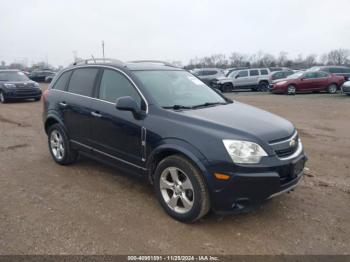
[59,102,68,108]
[91,111,102,118]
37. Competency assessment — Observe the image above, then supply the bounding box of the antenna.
[102,41,105,62]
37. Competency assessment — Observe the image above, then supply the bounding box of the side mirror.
[300,77,305,81]
[235,75,240,79]
[116,96,144,119]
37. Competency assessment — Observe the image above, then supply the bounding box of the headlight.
[34,82,40,88]
[276,81,287,85]
[4,83,16,89]
[223,140,267,164]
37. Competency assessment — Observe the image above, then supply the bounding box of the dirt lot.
[0,84,349,255]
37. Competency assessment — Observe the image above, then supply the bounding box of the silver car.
[341,81,350,95]
[192,68,224,86]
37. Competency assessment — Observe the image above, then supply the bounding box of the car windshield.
[0,71,29,81]
[133,70,227,108]
[287,72,304,79]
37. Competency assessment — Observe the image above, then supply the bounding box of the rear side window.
[329,67,340,73]
[249,69,259,76]
[260,69,269,75]
[343,68,350,73]
[317,72,329,78]
[52,71,71,91]
[67,68,99,97]
[98,69,141,106]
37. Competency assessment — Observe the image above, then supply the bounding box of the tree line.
[184,49,350,70]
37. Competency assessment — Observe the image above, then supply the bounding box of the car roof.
[65,60,184,72]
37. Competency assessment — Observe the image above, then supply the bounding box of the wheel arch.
[44,113,66,135]
[146,141,209,185]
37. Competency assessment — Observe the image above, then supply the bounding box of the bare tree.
[277,51,288,66]
[304,54,317,67]
[327,49,350,65]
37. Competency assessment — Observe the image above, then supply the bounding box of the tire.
[154,154,210,223]
[34,96,41,101]
[286,85,296,95]
[0,91,6,103]
[222,83,233,93]
[258,81,269,92]
[327,84,337,94]
[47,123,78,165]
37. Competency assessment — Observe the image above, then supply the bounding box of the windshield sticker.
[188,76,205,85]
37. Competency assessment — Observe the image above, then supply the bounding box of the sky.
[0,0,349,67]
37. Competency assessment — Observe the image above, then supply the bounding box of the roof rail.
[128,60,178,68]
[72,58,125,66]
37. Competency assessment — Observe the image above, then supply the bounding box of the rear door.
[248,69,259,86]
[60,67,99,146]
[315,71,330,90]
[89,68,145,167]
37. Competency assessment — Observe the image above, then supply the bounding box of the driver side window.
[98,69,142,107]
[237,70,248,78]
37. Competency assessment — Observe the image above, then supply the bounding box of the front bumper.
[208,153,307,214]
[3,89,42,100]
[341,84,350,94]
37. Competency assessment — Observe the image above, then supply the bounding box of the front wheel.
[0,91,6,103]
[287,85,296,95]
[327,84,338,94]
[154,155,210,223]
[222,83,233,93]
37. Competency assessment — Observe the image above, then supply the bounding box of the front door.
[89,68,146,167]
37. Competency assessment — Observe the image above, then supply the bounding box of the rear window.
[67,68,99,97]
[260,69,269,75]
[52,71,72,91]
[329,67,340,73]
[249,69,259,76]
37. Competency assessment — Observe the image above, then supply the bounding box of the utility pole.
[102,41,105,62]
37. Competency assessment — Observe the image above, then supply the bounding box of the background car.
[0,69,42,103]
[341,81,350,95]
[269,70,294,83]
[29,70,56,82]
[213,68,270,92]
[45,73,56,83]
[270,71,345,95]
[309,66,350,81]
[192,68,224,86]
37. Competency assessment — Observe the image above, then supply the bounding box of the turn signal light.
[213,173,230,180]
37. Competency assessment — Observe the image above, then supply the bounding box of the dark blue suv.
[43,59,307,222]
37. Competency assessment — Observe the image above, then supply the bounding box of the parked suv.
[0,70,42,103]
[212,68,271,92]
[43,59,306,222]
[192,68,224,86]
[309,66,350,81]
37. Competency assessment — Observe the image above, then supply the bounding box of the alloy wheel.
[0,92,5,103]
[287,85,296,95]
[328,84,337,94]
[159,167,194,214]
[50,130,65,160]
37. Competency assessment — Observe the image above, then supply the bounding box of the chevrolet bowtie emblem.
[290,139,296,147]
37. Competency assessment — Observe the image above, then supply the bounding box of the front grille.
[270,132,299,159]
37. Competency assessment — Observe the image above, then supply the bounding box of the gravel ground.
[0,84,349,255]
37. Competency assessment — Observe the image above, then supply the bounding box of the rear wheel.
[327,84,337,94]
[258,81,269,92]
[154,155,210,223]
[222,83,233,93]
[48,124,78,165]
[287,85,296,95]
[0,91,6,103]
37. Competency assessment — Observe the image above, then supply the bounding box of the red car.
[270,71,345,95]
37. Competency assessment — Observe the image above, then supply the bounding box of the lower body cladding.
[207,154,307,214]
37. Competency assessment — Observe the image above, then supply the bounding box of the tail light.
[43,89,49,101]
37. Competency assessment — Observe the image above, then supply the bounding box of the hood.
[272,78,288,84]
[174,102,295,143]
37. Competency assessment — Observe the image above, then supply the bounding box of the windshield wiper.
[191,102,227,109]
[162,105,192,110]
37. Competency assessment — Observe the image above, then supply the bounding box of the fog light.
[213,173,230,180]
